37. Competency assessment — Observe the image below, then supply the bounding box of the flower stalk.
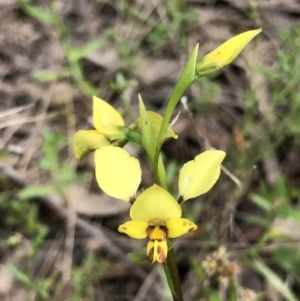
[163,240,184,301]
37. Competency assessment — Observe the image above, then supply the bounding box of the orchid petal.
[95,146,141,202]
[130,184,181,221]
[118,220,148,239]
[179,150,225,201]
[147,240,168,263]
[166,218,197,238]
[93,96,124,131]
[73,130,109,160]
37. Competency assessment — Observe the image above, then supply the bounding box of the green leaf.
[68,38,106,62]
[32,69,70,82]
[276,176,290,215]
[190,258,206,283]
[228,280,239,301]
[7,262,30,285]
[243,214,270,227]
[18,185,56,200]
[32,70,60,82]
[7,262,49,298]
[138,94,157,161]
[251,259,298,301]
[18,0,55,25]
[272,248,300,273]
[154,43,199,173]
[128,252,148,264]
[251,194,272,212]
[77,79,99,97]
[285,208,300,223]
[138,95,167,188]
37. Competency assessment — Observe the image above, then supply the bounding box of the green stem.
[163,239,184,301]
[156,154,168,190]
[123,128,143,145]
[153,44,199,178]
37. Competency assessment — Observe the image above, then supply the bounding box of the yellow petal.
[100,125,123,136]
[178,150,226,201]
[73,130,109,160]
[118,221,148,239]
[130,184,181,221]
[166,218,197,238]
[93,96,124,131]
[138,111,178,139]
[94,146,141,202]
[196,28,262,75]
[147,239,168,263]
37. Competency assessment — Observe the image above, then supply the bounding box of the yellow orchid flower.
[196,28,262,76]
[73,96,125,160]
[119,184,197,263]
[94,145,225,263]
[73,97,178,160]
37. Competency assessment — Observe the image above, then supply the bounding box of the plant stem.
[163,239,184,301]
[153,44,199,177]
